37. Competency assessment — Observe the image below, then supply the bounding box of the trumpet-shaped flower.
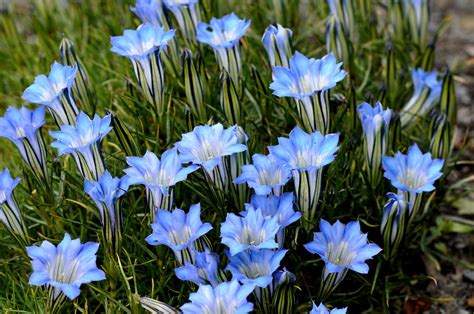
[124,149,198,213]
[226,249,287,288]
[50,111,112,180]
[304,219,382,274]
[262,24,293,68]
[196,13,250,49]
[163,0,200,44]
[26,233,106,300]
[382,144,443,193]
[380,192,408,259]
[175,248,220,286]
[181,280,255,314]
[221,207,279,256]
[22,62,78,125]
[131,0,166,27]
[234,153,291,196]
[309,302,347,314]
[270,52,346,99]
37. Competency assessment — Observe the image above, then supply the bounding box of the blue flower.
[181,280,255,314]
[22,62,78,125]
[146,204,212,263]
[262,24,293,68]
[309,302,347,314]
[357,102,392,140]
[196,13,250,49]
[131,0,166,27]
[26,233,106,300]
[163,0,200,44]
[270,52,346,99]
[50,111,112,180]
[124,149,198,212]
[304,219,382,274]
[269,126,339,171]
[221,207,279,256]
[381,192,408,259]
[234,154,292,196]
[382,144,444,193]
[175,248,220,286]
[0,106,47,168]
[226,249,287,288]
[0,168,26,243]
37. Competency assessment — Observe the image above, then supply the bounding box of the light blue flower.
[124,149,198,214]
[234,153,292,196]
[304,219,382,274]
[221,206,279,256]
[175,248,220,286]
[146,204,212,264]
[270,52,346,99]
[50,111,112,180]
[380,192,408,259]
[22,62,79,125]
[262,24,293,68]
[309,302,347,314]
[131,0,166,27]
[196,13,250,49]
[226,249,287,288]
[382,143,443,194]
[181,280,255,314]
[400,68,442,128]
[26,233,106,300]
[163,0,200,44]
[0,106,48,178]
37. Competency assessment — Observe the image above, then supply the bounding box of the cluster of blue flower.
[0,0,447,312]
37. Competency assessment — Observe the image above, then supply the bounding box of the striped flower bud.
[262,24,293,68]
[380,192,407,260]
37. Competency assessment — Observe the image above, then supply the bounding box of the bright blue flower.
[221,207,279,256]
[270,52,346,99]
[196,13,250,49]
[175,248,220,286]
[304,219,382,274]
[146,203,212,253]
[382,144,444,193]
[163,0,200,41]
[262,24,293,68]
[26,233,106,300]
[124,149,198,211]
[175,123,247,171]
[50,111,112,180]
[0,106,46,167]
[309,302,347,314]
[234,153,291,196]
[268,126,339,171]
[22,62,78,125]
[0,168,23,232]
[357,102,392,140]
[131,0,166,27]
[163,0,198,9]
[181,280,255,314]
[226,249,287,288]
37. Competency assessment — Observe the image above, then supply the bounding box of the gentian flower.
[175,123,247,189]
[145,203,212,264]
[26,233,106,300]
[0,106,49,185]
[404,0,429,49]
[124,149,198,219]
[50,111,112,181]
[175,248,220,286]
[357,102,392,187]
[304,219,381,300]
[221,206,279,256]
[309,302,347,314]
[226,249,287,288]
[197,13,251,84]
[327,0,355,40]
[272,268,297,313]
[270,51,347,133]
[181,280,255,314]
[163,0,200,45]
[131,0,166,27]
[22,62,79,126]
[400,68,442,128]
[380,193,408,260]
[382,143,443,223]
[234,153,292,196]
[262,24,293,68]
[0,168,28,246]
[111,23,175,115]
[245,193,301,247]
[84,171,130,254]
[269,126,339,228]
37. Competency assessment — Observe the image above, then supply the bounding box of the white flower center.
[326,241,356,266]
